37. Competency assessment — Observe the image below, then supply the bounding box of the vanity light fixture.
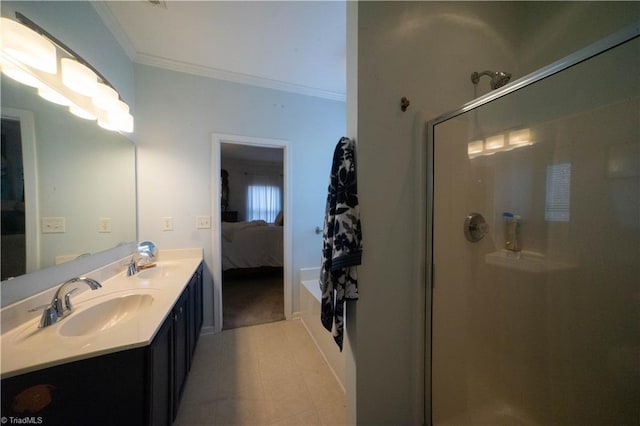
[61,58,98,97]
[112,100,134,133]
[37,86,71,106]
[92,82,119,110]
[467,140,484,156]
[0,17,56,73]
[484,134,505,150]
[0,14,134,133]
[508,128,532,146]
[468,128,535,159]
[0,59,44,88]
[69,104,97,121]
[99,99,132,131]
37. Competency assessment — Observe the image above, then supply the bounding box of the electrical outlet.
[42,217,66,233]
[196,215,211,229]
[161,216,173,231]
[98,217,112,233]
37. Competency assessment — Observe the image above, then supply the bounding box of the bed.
[221,220,283,271]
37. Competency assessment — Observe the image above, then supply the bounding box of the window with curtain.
[246,174,282,222]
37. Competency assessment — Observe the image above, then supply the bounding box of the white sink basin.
[136,262,180,279]
[59,293,154,337]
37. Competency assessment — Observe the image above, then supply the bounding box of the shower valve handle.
[464,212,488,243]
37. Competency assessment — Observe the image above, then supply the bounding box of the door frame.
[211,133,292,333]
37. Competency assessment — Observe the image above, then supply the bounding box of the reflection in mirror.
[0,74,136,281]
[1,117,27,278]
[137,240,157,264]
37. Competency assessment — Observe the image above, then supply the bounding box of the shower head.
[471,70,512,90]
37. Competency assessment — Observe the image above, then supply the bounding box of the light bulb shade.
[69,104,96,121]
[92,82,118,110]
[467,140,484,156]
[102,100,134,133]
[62,58,97,96]
[118,113,134,133]
[485,134,505,150]
[0,18,57,73]
[38,86,71,106]
[1,59,45,88]
[97,116,118,132]
[113,100,130,116]
[509,128,531,145]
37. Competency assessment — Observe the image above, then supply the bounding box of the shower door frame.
[423,23,640,424]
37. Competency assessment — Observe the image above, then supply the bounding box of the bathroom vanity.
[0,253,204,426]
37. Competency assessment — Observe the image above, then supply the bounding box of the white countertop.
[1,250,203,379]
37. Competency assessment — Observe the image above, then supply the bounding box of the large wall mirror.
[1,74,136,283]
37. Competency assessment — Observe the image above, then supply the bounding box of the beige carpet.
[222,267,285,330]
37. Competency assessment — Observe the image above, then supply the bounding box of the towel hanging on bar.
[319,136,363,351]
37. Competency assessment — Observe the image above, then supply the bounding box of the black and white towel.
[320,136,362,351]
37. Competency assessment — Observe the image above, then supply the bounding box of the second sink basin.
[59,293,154,337]
[136,262,180,279]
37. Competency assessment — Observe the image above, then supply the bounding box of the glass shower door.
[430,35,639,425]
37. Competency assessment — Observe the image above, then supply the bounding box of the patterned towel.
[320,137,362,351]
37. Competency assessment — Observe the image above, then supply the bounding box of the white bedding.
[221,221,283,270]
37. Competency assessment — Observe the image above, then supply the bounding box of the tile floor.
[174,319,347,426]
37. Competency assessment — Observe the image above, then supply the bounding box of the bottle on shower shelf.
[503,212,521,253]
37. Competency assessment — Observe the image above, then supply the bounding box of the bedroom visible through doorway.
[219,141,286,330]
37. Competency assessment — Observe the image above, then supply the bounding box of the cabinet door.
[172,288,189,419]
[188,273,196,366]
[195,266,203,338]
[188,265,204,361]
[1,348,146,425]
[149,315,172,426]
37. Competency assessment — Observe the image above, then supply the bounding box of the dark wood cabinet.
[188,267,203,362]
[149,314,172,426]
[1,262,205,426]
[172,288,189,419]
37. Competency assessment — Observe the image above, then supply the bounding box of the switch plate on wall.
[42,217,66,233]
[196,216,211,229]
[98,217,112,233]
[161,217,173,231]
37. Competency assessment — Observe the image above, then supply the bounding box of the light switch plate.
[196,215,211,229]
[161,216,173,231]
[42,217,66,233]
[98,217,112,233]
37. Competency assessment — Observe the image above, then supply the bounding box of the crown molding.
[91,2,345,102]
[91,1,137,61]
[136,53,346,102]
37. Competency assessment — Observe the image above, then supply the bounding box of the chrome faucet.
[31,277,102,328]
[126,253,152,276]
[127,241,157,276]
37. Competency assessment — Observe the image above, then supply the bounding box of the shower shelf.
[485,250,575,273]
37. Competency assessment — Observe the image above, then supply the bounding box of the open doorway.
[211,134,292,333]
[220,143,284,329]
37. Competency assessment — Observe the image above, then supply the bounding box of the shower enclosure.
[426,27,639,425]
